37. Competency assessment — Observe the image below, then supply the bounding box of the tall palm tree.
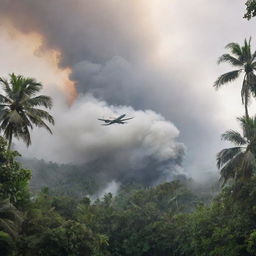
[214,38,256,119]
[217,116,256,185]
[0,73,54,149]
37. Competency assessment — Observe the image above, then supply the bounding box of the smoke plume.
[0,0,253,184]
[17,93,185,186]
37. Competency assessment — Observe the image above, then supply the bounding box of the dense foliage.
[0,137,31,209]
[245,0,256,19]
[0,133,256,255]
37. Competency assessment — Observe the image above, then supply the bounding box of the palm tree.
[0,74,54,149]
[0,199,22,239]
[214,38,256,119]
[217,116,256,185]
[0,199,22,255]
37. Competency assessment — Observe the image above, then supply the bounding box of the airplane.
[98,114,134,126]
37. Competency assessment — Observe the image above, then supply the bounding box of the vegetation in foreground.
[2,135,256,255]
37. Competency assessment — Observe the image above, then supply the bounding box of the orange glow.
[0,22,76,103]
[43,49,77,103]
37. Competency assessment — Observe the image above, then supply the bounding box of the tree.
[217,116,256,185]
[0,199,22,256]
[245,0,256,19]
[0,73,54,149]
[0,136,31,208]
[19,190,108,256]
[188,192,251,256]
[77,182,200,256]
[214,38,256,118]
[0,199,22,238]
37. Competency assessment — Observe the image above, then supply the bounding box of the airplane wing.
[121,117,134,121]
[98,118,111,122]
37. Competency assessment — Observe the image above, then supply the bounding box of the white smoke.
[15,92,185,185]
[96,181,120,199]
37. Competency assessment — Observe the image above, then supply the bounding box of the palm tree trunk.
[245,96,249,119]
[244,86,249,119]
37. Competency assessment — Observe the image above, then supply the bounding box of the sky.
[0,0,255,184]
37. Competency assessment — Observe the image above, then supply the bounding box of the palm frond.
[247,72,256,96]
[252,49,256,61]
[25,108,54,134]
[25,95,53,108]
[221,130,247,145]
[0,203,22,224]
[9,73,22,94]
[217,147,243,169]
[0,109,10,122]
[217,54,243,66]
[0,199,22,239]
[214,70,242,89]
[237,116,256,140]
[25,108,54,125]
[0,219,18,238]
[0,78,12,99]
[22,78,42,96]
[0,94,11,104]
[225,42,242,58]
[242,38,252,62]
[3,125,13,144]
[26,113,53,134]
[15,125,31,146]
[7,111,24,125]
[238,150,256,180]
[219,152,245,185]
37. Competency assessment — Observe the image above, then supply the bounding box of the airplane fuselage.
[98,114,133,126]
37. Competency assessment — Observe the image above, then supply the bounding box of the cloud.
[16,94,185,185]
